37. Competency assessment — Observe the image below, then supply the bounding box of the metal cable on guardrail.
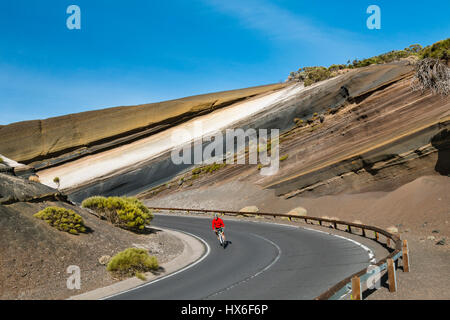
[146,206,410,300]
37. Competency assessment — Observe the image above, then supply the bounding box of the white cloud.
[203,0,359,46]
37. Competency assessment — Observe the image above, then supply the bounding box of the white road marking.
[129,213,377,300]
[100,228,211,300]
[301,227,376,300]
[302,227,376,264]
[204,232,282,299]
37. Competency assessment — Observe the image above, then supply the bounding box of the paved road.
[109,214,371,300]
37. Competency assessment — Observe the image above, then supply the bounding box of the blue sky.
[1,0,449,125]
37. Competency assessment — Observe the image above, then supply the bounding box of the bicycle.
[215,227,226,248]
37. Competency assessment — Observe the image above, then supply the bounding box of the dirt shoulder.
[69,226,205,300]
[0,201,184,300]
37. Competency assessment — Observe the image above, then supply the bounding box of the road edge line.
[68,227,210,300]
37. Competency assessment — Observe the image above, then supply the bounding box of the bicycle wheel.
[219,232,224,247]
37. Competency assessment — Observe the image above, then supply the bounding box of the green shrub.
[349,49,414,69]
[34,207,86,235]
[328,64,346,72]
[0,157,3,164]
[191,163,226,176]
[406,44,423,54]
[107,248,158,277]
[420,38,450,61]
[287,66,334,86]
[82,196,153,232]
[135,272,147,281]
[302,66,332,86]
[280,154,289,161]
[53,177,60,188]
[288,39,448,85]
[204,162,226,173]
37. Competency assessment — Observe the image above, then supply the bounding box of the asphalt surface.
[109,214,371,300]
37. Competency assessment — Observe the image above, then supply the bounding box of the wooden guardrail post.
[351,276,362,300]
[387,258,397,292]
[147,206,407,300]
[402,240,410,272]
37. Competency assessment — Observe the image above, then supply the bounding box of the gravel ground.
[0,201,184,300]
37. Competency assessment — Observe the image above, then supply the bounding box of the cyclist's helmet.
[214,213,218,219]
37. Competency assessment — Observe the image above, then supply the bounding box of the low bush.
[328,64,346,72]
[287,66,333,86]
[191,167,202,175]
[191,163,226,176]
[279,154,289,161]
[135,272,147,281]
[303,67,333,86]
[34,207,86,235]
[53,177,60,188]
[420,38,449,62]
[293,118,303,126]
[0,157,3,164]
[81,196,153,232]
[286,41,432,84]
[107,248,158,278]
[287,39,450,86]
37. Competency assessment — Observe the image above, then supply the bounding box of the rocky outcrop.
[0,164,13,175]
[252,61,449,197]
[274,121,450,198]
[3,60,447,202]
[0,173,68,205]
[67,62,422,200]
[136,61,449,202]
[0,83,284,167]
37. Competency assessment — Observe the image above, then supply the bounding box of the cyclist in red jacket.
[212,213,226,243]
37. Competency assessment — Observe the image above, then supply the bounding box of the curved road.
[109,214,371,300]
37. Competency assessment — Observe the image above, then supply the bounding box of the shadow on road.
[223,240,232,249]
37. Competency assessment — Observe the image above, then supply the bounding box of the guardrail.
[147,206,410,300]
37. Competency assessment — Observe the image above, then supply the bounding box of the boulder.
[98,255,111,265]
[287,207,307,216]
[13,165,35,178]
[386,226,399,234]
[239,206,259,213]
[0,163,13,175]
